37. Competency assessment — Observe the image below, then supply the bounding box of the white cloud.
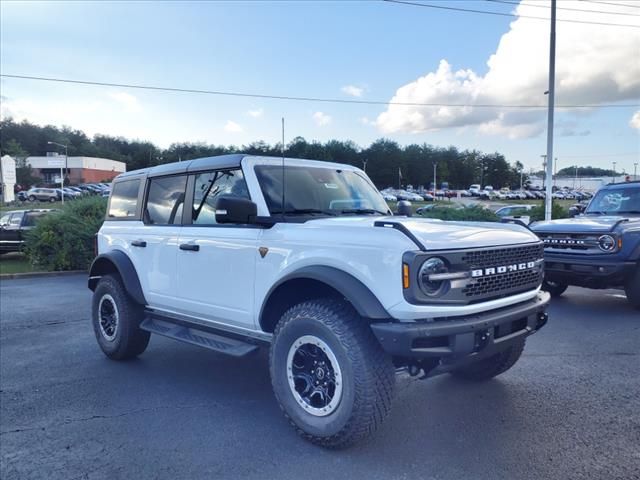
[376,1,640,138]
[631,111,640,130]
[248,108,264,118]
[108,92,142,113]
[312,111,332,126]
[223,120,243,133]
[341,85,364,98]
[359,116,373,125]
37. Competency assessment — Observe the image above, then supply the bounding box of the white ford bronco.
[89,154,550,448]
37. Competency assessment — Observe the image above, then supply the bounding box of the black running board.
[140,316,260,357]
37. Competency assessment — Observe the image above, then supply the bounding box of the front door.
[174,168,260,330]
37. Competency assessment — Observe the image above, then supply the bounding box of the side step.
[140,317,260,357]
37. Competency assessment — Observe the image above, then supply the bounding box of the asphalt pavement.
[1,275,638,480]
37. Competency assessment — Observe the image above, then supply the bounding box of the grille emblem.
[471,261,538,278]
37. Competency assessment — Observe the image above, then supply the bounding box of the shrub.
[529,201,569,222]
[26,196,107,271]
[417,205,500,222]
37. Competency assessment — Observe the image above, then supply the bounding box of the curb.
[0,270,87,280]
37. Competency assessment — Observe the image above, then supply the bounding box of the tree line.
[2,117,529,189]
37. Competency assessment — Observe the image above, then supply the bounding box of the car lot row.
[16,183,111,202]
[380,186,594,202]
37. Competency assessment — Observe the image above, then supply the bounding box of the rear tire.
[28,195,36,202]
[269,299,395,449]
[624,266,640,310]
[91,274,150,360]
[450,338,525,382]
[542,278,568,298]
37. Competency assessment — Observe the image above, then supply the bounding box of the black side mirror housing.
[396,200,413,217]
[215,195,258,224]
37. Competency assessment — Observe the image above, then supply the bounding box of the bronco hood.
[307,216,539,251]
[531,215,634,234]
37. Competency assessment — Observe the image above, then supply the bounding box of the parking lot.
[1,275,638,480]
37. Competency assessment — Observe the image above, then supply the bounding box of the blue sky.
[1,0,638,172]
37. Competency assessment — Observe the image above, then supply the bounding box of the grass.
[0,253,39,275]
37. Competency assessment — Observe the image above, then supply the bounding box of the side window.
[192,169,249,225]
[23,212,46,226]
[0,214,10,226]
[108,179,140,219]
[145,175,188,225]
[9,213,23,226]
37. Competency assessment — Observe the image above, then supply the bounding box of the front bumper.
[544,252,636,288]
[370,292,550,359]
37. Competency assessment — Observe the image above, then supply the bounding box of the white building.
[26,154,126,184]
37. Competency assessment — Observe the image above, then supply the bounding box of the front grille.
[461,243,544,268]
[461,243,544,299]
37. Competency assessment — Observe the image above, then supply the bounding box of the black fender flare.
[260,265,390,323]
[88,250,146,305]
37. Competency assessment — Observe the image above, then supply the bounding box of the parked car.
[494,204,535,225]
[89,154,550,448]
[55,188,78,201]
[568,200,590,217]
[25,187,59,203]
[468,184,481,196]
[531,180,640,308]
[67,186,89,196]
[0,209,55,253]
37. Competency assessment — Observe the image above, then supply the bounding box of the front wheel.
[542,278,568,298]
[91,274,150,360]
[28,195,36,202]
[450,338,525,381]
[624,266,640,310]
[269,299,395,449]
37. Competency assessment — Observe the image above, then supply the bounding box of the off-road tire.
[542,278,568,298]
[624,265,640,310]
[451,338,526,382]
[269,298,395,449]
[91,274,150,360]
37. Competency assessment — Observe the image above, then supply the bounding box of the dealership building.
[26,154,126,184]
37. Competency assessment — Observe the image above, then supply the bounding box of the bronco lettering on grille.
[471,261,537,278]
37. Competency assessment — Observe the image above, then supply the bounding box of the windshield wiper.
[340,208,388,215]
[616,210,640,214]
[271,208,337,216]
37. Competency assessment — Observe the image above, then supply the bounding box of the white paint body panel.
[97,156,544,335]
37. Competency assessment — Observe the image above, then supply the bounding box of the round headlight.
[598,235,616,252]
[417,257,449,297]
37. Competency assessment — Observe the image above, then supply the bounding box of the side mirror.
[215,195,258,224]
[396,200,413,217]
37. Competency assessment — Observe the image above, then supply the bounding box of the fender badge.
[259,247,269,258]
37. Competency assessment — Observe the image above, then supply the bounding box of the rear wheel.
[624,266,640,310]
[28,195,36,202]
[269,299,395,449]
[542,278,568,298]
[91,274,150,360]
[451,338,525,381]
[49,197,56,203]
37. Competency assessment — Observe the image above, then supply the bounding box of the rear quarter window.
[108,179,140,219]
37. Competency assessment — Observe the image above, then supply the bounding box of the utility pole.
[612,161,617,183]
[363,159,368,173]
[433,162,437,194]
[544,0,557,221]
[634,162,638,180]
[574,165,578,189]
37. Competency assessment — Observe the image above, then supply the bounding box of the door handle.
[179,243,200,252]
[131,240,147,248]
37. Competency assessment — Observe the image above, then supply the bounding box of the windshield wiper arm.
[340,208,388,215]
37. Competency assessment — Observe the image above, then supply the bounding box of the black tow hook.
[536,312,549,329]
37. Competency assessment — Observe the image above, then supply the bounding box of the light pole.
[612,161,617,183]
[362,159,368,173]
[574,165,578,190]
[635,162,638,180]
[544,0,557,221]
[47,141,68,204]
[433,162,437,194]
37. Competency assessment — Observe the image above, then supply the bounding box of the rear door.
[174,168,260,329]
[134,174,188,310]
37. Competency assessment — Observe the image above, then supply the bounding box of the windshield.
[255,165,390,216]
[585,186,640,215]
